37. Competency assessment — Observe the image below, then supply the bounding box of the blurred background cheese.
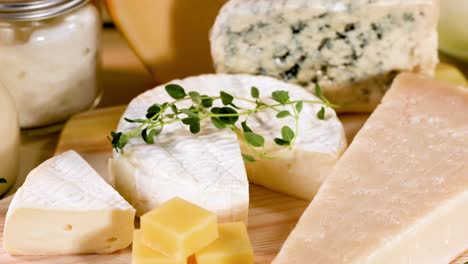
[438,0,468,62]
[435,63,468,87]
[105,0,227,83]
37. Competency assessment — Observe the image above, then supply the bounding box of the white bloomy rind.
[110,74,346,222]
[3,150,135,255]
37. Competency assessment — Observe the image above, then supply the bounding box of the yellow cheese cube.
[195,222,254,264]
[132,230,185,264]
[140,197,218,259]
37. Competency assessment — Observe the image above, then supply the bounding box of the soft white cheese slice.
[274,73,468,264]
[110,74,346,221]
[3,150,135,255]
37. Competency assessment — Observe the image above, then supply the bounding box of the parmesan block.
[3,151,136,255]
[274,73,468,264]
[211,0,439,112]
[110,74,346,222]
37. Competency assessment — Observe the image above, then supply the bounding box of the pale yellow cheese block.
[105,0,226,83]
[274,73,468,264]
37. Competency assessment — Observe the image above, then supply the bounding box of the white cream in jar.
[0,82,19,195]
[0,1,101,128]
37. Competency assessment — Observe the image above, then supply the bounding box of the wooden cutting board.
[0,106,467,264]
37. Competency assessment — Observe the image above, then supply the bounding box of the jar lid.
[0,0,89,21]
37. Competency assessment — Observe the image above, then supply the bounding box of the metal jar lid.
[0,0,89,21]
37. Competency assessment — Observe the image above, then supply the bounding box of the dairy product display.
[274,74,468,264]
[0,4,101,128]
[0,82,19,196]
[211,0,439,112]
[3,151,136,255]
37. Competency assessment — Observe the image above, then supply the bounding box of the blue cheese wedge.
[210,0,439,112]
[110,74,346,222]
[3,151,135,255]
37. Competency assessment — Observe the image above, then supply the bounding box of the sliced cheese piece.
[3,150,136,255]
[211,0,439,112]
[110,74,346,221]
[274,73,468,264]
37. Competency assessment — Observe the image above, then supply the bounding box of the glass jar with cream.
[0,82,19,196]
[0,0,101,128]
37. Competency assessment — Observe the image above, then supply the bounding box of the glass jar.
[0,82,19,196]
[0,0,101,128]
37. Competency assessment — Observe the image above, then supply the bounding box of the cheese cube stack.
[196,222,254,264]
[133,197,254,264]
[140,197,219,259]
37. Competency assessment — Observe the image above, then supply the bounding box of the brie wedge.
[3,150,135,255]
[110,74,346,221]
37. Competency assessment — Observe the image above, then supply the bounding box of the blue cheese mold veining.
[210,0,439,112]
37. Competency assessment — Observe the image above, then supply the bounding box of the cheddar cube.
[196,222,254,264]
[140,197,218,259]
[132,230,185,264]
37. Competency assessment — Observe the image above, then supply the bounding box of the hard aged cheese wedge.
[110,74,346,221]
[211,0,439,112]
[274,74,468,264]
[3,151,136,255]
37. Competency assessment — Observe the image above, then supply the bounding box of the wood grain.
[1,108,467,264]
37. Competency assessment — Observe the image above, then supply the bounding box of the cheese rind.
[111,74,346,221]
[3,151,136,255]
[211,0,439,112]
[274,73,468,263]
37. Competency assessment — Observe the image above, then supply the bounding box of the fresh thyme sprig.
[109,83,335,162]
